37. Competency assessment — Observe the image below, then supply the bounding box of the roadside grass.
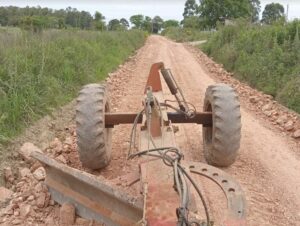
[201,20,300,114]
[162,27,213,42]
[0,29,146,145]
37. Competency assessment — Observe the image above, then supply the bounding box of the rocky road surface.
[0,35,300,226]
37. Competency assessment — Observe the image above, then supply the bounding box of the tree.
[79,11,93,29]
[94,11,105,31]
[198,0,253,28]
[152,16,164,33]
[262,3,285,24]
[65,7,79,27]
[182,16,201,29]
[164,19,179,28]
[94,11,105,22]
[250,0,261,22]
[108,19,121,31]
[130,14,144,29]
[183,0,198,18]
[120,18,129,29]
[58,18,66,29]
[142,16,152,32]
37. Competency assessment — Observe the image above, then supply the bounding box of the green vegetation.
[0,6,104,30]
[262,3,285,25]
[162,27,212,42]
[182,0,261,29]
[202,20,300,113]
[130,15,164,33]
[0,29,146,143]
[0,6,168,34]
[107,18,129,31]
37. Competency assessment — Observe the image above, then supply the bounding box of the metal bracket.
[183,161,246,222]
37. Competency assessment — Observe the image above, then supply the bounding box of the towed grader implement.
[32,62,246,226]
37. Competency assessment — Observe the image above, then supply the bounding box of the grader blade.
[31,151,143,226]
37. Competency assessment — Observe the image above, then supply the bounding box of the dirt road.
[105,35,300,226]
[2,35,300,226]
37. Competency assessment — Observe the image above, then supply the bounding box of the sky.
[0,0,299,22]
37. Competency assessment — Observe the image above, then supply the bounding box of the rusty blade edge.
[31,151,143,226]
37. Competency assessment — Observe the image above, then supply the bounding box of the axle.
[104,112,212,128]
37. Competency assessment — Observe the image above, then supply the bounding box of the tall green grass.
[0,29,146,143]
[202,20,300,113]
[162,27,212,42]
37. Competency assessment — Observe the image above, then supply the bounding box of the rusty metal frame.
[144,62,165,93]
[31,62,246,226]
[105,112,212,128]
[31,152,143,226]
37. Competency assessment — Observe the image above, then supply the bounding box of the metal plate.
[31,152,143,226]
[183,161,246,223]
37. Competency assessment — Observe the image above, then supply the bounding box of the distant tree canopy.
[142,16,152,33]
[94,11,106,30]
[250,0,261,22]
[108,18,129,31]
[120,18,129,28]
[0,6,107,31]
[183,0,198,18]
[130,14,144,29]
[0,6,169,34]
[198,0,253,28]
[182,0,262,29]
[152,16,164,33]
[262,3,285,24]
[163,20,180,28]
[130,15,164,33]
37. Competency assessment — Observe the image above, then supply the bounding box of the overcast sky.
[0,0,299,22]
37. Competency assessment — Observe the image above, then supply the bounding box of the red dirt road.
[2,35,299,226]
[105,35,300,226]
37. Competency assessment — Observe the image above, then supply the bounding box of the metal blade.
[31,151,143,226]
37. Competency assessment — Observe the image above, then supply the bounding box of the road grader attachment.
[32,62,246,226]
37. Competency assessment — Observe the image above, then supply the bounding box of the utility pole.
[286,4,289,21]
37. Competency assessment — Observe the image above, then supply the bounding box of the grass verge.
[0,29,147,144]
[201,20,300,113]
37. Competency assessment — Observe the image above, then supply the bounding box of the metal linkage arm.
[105,112,212,128]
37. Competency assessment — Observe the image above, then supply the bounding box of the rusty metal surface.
[144,62,164,93]
[160,69,178,95]
[183,161,246,221]
[141,159,246,226]
[168,112,212,126]
[105,112,212,127]
[140,160,179,226]
[31,151,143,226]
[105,113,143,127]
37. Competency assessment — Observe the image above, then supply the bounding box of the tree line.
[0,2,288,32]
[0,6,177,33]
[182,0,287,29]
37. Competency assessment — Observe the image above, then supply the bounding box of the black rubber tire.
[203,84,241,167]
[76,84,112,170]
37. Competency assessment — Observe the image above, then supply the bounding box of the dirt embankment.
[0,35,299,226]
